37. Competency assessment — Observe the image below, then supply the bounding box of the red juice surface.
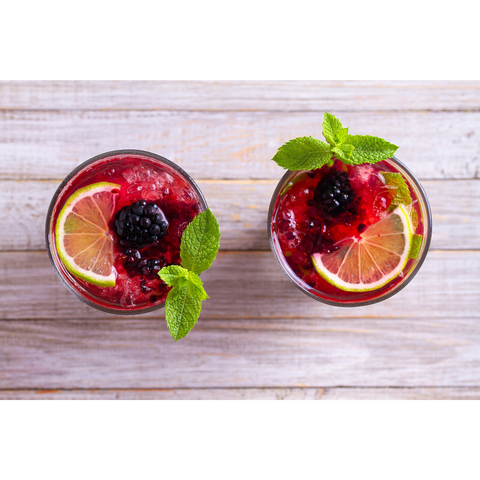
[49,153,204,312]
[270,158,424,305]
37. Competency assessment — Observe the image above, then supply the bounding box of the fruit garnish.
[159,209,221,341]
[409,234,423,259]
[122,247,168,278]
[311,205,413,292]
[115,200,169,247]
[313,169,354,216]
[55,182,120,287]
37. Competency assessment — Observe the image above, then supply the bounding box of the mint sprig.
[272,112,399,171]
[159,209,220,342]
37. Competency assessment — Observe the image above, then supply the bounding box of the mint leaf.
[343,135,398,164]
[332,144,355,162]
[381,172,412,207]
[180,208,220,275]
[159,265,189,288]
[323,112,349,146]
[164,284,202,342]
[185,271,209,301]
[160,267,209,340]
[272,136,333,171]
[409,234,423,259]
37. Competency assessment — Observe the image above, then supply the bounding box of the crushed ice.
[122,166,151,184]
[122,166,174,201]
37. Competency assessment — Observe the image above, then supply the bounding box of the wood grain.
[1,110,479,180]
[0,251,477,320]
[1,317,479,389]
[2,179,477,252]
[1,81,480,111]
[1,388,479,400]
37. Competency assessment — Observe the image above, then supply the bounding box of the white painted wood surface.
[0,81,479,400]
[0,388,479,400]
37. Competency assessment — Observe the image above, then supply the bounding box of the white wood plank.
[1,81,479,111]
[0,81,476,394]
[1,110,479,180]
[0,251,477,320]
[429,180,480,250]
[0,317,479,389]
[0,387,479,400]
[2,179,476,252]
[0,388,323,400]
[319,388,480,400]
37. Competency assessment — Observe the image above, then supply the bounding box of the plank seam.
[2,108,480,113]
[1,386,480,392]
[2,315,480,322]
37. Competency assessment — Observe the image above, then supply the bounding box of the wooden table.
[0,81,479,400]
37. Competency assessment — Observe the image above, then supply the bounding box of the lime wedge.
[55,182,120,286]
[311,205,413,292]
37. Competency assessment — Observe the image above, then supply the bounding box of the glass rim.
[45,149,208,315]
[267,156,433,308]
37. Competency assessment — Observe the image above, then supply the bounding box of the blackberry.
[138,257,164,278]
[313,170,354,215]
[124,248,142,267]
[115,200,169,247]
[140,278,152,294]
[122,248,167,279]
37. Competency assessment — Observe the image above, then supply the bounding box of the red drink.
[269,157,432,306]
[46,150,206,314]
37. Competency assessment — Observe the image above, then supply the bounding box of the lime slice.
[311,205,413,292]
[55,182,120,287]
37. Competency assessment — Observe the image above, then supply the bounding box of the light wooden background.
[0,81,479,400]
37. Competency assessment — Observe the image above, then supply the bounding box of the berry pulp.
[270,158,425,305]
[48,151,205,313]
